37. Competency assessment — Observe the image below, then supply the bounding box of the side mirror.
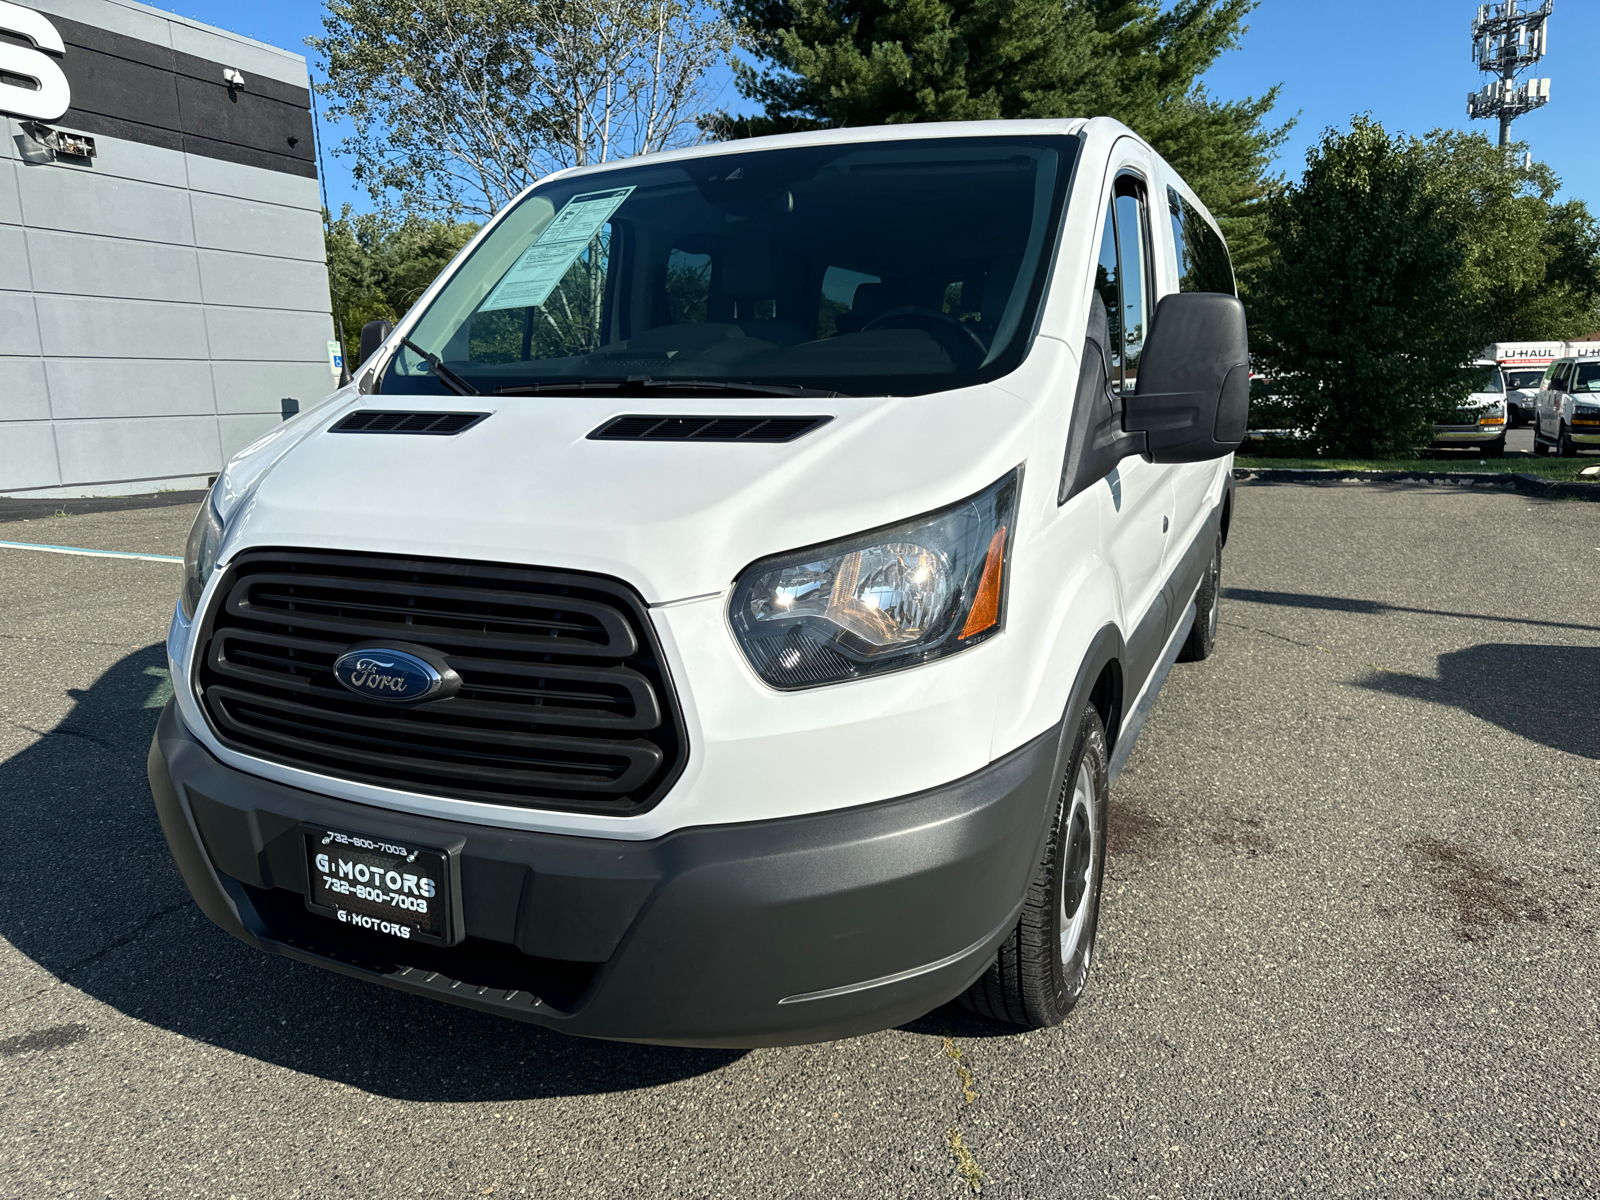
[359,319,394,366]
[1122,293,1250,463]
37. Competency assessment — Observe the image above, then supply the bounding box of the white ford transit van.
[148,118,1248,1047]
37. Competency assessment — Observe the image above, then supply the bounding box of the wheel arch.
[1053,624,1126,781]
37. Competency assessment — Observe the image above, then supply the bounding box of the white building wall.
[0,0,336,497]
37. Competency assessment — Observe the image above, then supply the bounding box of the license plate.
[302,825,457,946]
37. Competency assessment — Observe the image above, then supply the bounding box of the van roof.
[538,119,1096,186]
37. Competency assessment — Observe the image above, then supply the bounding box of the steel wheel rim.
[1059,759,1098,966]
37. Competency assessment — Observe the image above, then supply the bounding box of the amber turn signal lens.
[1478,417,1506,426]
[960,526,1007,639]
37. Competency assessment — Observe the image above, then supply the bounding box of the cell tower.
[1467,1,1553,147]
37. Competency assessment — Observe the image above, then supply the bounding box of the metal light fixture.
[19,121,95,160]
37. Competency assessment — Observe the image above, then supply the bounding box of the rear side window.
[665,250,712,324]
[1168,186,1234,295]
[817,266,881,338]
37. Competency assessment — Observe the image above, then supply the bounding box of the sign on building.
[0,1,70,121]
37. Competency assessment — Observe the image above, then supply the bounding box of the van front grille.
[194,549,686,814]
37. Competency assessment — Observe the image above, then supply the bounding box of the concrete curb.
[1234,467,1600,502]
[0,490,208,522]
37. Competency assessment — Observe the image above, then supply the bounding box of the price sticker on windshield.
[480,186,634,313]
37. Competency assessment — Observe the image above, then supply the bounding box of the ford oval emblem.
[332,647,447,703]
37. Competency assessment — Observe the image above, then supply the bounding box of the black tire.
[1484,437,1505,459]
[1533,431,1549,456]
[1176,533,1221,662]
[959,706,1109,1028]
[1560,425,1578,458]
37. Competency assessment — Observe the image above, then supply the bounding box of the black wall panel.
[27,13,317,179]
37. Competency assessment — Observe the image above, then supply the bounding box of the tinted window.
[1573,363,1600,393]
[1092,182,1151,392]
[665,250,711,324]
[1168,186,1234,295]
[383,137,1077,398]
[1094,208,1123,389]
[817,266,881,338]
[464,223,613,364]
[1115,192,1150,387]
[1504,369,1544,390]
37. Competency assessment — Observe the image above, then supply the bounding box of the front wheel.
[1484,437,1505,459]
[959,706,1109,1028]
[1560,425,1578,458]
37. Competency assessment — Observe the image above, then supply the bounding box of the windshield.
[1574,363,1600,393]
[380,136,1077,398]
[1504,369,1544,390]
[1461,365,1504,394]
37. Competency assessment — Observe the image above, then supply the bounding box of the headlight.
[729,468,1021,690]
[180,490,226,621]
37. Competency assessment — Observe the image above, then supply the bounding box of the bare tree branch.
[311,0,737,219]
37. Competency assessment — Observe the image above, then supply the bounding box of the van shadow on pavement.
[1223,587,1600,760]
[0,645,742,1101]
[1352,642,1600,761]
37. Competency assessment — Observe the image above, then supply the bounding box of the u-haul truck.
[1484,341,1598,425]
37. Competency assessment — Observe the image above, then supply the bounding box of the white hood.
[218,386,1038,603]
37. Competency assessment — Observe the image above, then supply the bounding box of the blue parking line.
[0,539,183,564]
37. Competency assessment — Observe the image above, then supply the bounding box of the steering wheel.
[859,306,989,364]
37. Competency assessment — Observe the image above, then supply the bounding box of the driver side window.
[1092,176,1152,393]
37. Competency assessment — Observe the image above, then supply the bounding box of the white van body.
[1432,360,1509,454]
[1531,356,1600,456]
[1483,341,1597,425]
[148,119,1246,1046]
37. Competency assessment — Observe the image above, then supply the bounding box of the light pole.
[1467,1,1553,148]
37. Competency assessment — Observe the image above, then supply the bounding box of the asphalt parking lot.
[1,479,1596,1198]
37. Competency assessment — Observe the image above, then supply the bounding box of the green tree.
[1409,130,1600,341]
[324,208,481,362]
[719,0,1288,272]
[1248,118,1485,458]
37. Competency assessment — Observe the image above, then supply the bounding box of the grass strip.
[1235,455,1595,481]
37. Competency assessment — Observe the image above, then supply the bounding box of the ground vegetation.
[323,208,481,362]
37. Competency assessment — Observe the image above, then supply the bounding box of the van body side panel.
[986,441,1119,761]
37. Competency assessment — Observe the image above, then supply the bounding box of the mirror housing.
[1122,293,1250,463]
[358,319,394,366]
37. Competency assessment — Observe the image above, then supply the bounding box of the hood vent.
[330,411,489,435]
[589,415,832,443]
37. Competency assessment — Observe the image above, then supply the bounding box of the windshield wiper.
[400,337,479,397]
[494,376,846,398]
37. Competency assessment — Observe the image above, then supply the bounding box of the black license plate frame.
[301,823,465,947]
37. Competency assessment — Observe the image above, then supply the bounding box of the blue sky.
[160,0,1596,213]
